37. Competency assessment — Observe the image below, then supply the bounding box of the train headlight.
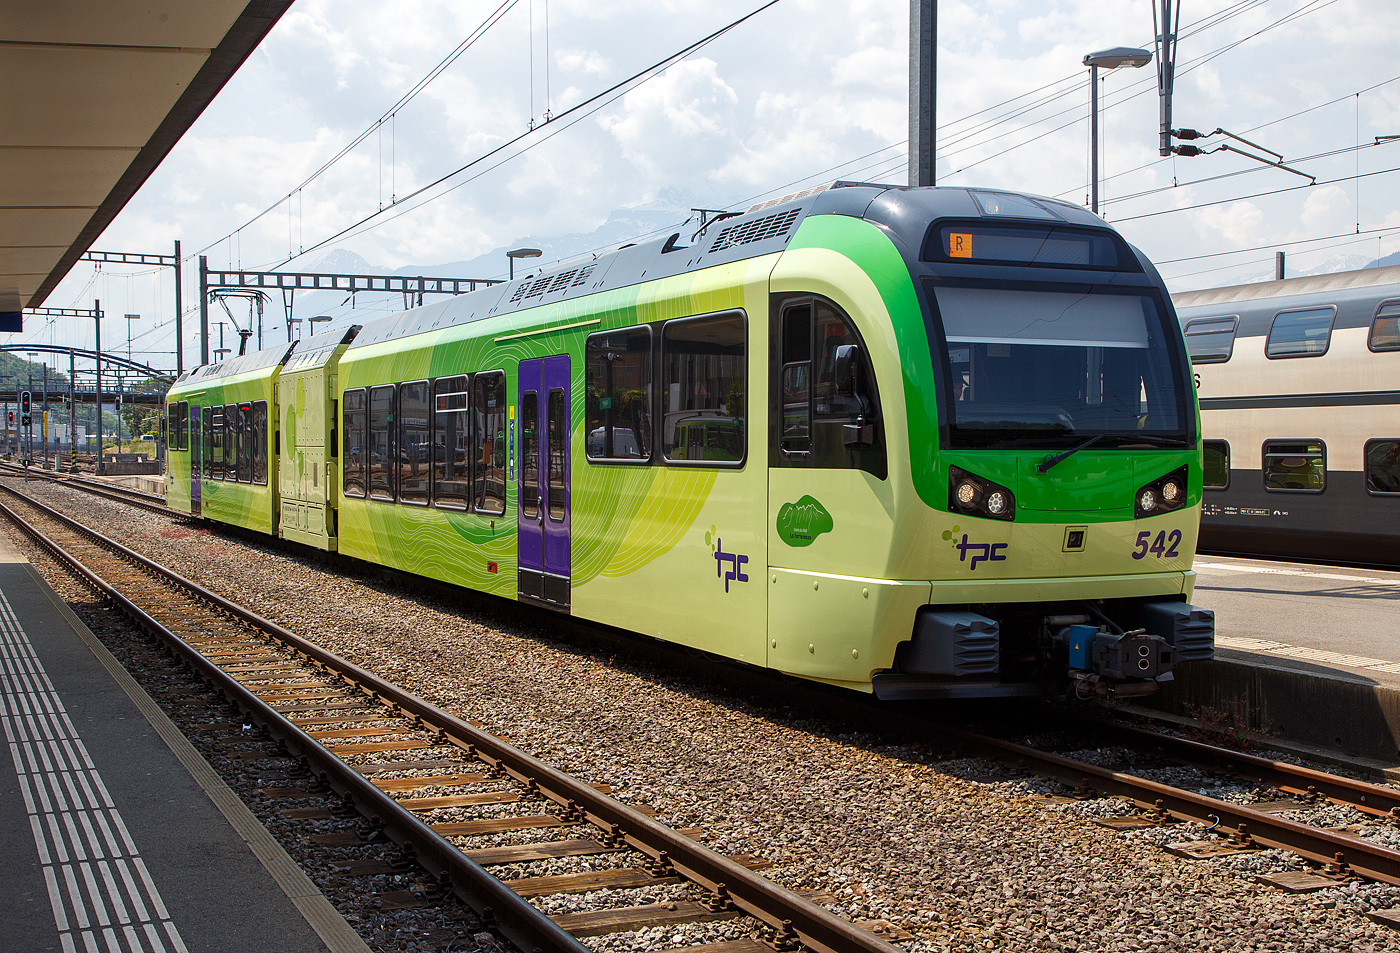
[948,466,1015,521]
[1135,465,1190,519]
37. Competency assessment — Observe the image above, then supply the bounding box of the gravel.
[7,478,1400,952]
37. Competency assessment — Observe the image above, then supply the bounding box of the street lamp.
[507,247,542,280]
[1083,47,1153,215]
[309,315,333,336]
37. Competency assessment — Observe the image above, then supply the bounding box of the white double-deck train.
[1173,265,1400,565]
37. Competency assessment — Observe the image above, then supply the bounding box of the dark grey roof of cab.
[340,183,1123,351]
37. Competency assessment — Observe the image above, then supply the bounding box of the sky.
[27,0,1400,372]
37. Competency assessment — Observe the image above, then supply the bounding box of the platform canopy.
[1,1,293,315]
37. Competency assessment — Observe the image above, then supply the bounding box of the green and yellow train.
[166,183,1214,700]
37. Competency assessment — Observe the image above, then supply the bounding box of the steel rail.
[0,489,589,953]
[939,724,1400,886]
[0,482,902,953]
[1090,719,1400,817]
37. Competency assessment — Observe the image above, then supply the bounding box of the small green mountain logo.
[776,495,834,547]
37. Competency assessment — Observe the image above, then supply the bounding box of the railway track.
[0,480,903,953]
[14,471,1400,906]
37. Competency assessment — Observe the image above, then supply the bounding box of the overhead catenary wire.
[194,0,522,259]
[275,0,784,270]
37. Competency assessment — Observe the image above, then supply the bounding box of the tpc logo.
[705,524,749,593]
[942,524,1008,571]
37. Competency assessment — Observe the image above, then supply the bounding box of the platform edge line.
[27,563,374,953]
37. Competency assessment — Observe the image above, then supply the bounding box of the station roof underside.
[1,1,292,313]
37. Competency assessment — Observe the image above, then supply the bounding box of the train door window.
[1365,440,1400,495]
[520,390,539,518]
[779,303,811,454]
[1184,316,1239,364]
[1266,306,1335,359]
[473,371,506,514]
[1203,439,1230,489]
[399,381,430,505]
[368,385,396,501]
[584,328,652,462]
[775,298,884,476]
[432,376,471,510]
[251,401,268,485]
[1370,301,1400,351]
[662,312,746,465]
[205,403,217,475]
[1263,440,1325,493]
[343,389,367,498]
[547,388,566,521]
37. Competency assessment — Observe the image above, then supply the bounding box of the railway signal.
[20,390,31,427]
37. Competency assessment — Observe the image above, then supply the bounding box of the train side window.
[169,402,185,450]
[1184,316,1238,364]
[1370,300,1400,351]
[1263,440,1325,493]
[224,404,238,481]
[343,389,367,498]
[251,401,268,485]
[662,312,746,465]
[1266,306,1335,359]
[399,380,430,506]
[473,371,507,515]
[584,327,652,462]
[521,391,539,518]
[1202,439,1229,489]
[432,376,471,510]
[238,403,256,483]
[368,385,396,501]
[208,406,222,479]
[1365,440,1400,495]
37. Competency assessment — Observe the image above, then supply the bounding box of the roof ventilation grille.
[708,208,802,254]
[571,264,596,287]
[509,273,555,303]
[546,268,579,294]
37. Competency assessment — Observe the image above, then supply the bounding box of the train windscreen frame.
[924,278,1190,451]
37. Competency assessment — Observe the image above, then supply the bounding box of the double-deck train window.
[1263,440,1325,493]
[473,372,506,514]
[343,389,367,497]
[1366,440,1400,495]
[585,328,652,462]
[368,385,396,501]
[168,402,187,450]
[1203,439,1230,489]
[774,297,884,476]
[433,376,471,510]
[662,312,746,465]
[1370,300,1400,351]
[1183,316,1239,364]
[1266,306,1335,359]
[399,381,430,505]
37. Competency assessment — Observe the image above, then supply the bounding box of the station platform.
[1145,554,1400,770]
[0,533,367,952]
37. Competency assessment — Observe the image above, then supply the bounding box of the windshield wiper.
[1036,433,1104,473]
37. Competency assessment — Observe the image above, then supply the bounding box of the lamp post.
[507,247,542,280]
[1082,47,1153,215]
[309,315,333,336]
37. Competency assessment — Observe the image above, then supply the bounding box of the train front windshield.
[927,284,1188,449]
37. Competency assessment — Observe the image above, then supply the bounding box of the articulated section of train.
[166,183,1215,700]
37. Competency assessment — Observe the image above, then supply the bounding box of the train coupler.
[1058,623,1175,697]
